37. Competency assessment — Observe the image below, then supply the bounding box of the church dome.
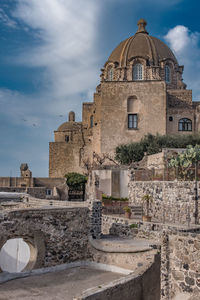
[57,122,80,131]
[102,19,185,87]
[106,19,177,67]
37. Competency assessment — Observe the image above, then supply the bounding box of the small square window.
[46,189,52,196]
[169,116,173,122]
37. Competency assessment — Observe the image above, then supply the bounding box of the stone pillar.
[90,201,102,239]
[161,232,170,300]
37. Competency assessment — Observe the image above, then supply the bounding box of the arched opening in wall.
[178,118,192,131]
[107,66,113,81]
[127,96,139,129]
[0,238,37,273]
[127,96,138,112]
[133,63,143,80]
[165,65,171,83]
[90,115,94,128]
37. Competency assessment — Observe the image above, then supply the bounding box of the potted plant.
[142,194,153,222]
[123,206,132,219]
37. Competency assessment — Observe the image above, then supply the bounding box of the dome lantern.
[68,111,75,122]
[137,18,148,34]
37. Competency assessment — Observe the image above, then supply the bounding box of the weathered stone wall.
[0,207,90,269]
[129,181,198,225]
[0,177,34,188]
[80,253,160,300]
[162,232,200,299]
[0,187,46,199]
[49,141,84,177]
[100,81,167,155]
[102,213,200,299]
[90,201,102,239]
[147,151,166,170]
[146,148,186,170]
[0,177,68,200]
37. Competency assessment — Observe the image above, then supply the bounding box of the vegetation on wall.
[65,172,87,191]
[115,133,200,165]
[169,145,200,180]
[102,194,128,202]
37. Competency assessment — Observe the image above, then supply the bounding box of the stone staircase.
[130,206,143,219]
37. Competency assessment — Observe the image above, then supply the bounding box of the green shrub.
[115,133,200,165]
[65,172,87,191]
[130,223,138,229]
[102,194,128,202]
[123,206,131,213]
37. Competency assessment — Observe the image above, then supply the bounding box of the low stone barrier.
[77,253,160,300]
[0,207,90,269]
[129,181,199,225]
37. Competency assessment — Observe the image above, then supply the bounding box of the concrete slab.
[0,266,124,300]
[89,236,157,253]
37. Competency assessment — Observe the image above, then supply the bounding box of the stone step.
[130,206,143,216]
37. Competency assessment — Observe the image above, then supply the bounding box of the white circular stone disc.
[0,238,30,273]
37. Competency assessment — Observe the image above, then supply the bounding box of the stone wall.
[90,201,102,239]
[79,253,160,300]
[100,81,167,155]
[0,207,90,270]
[129,181,199,225]
[146,148,185,170]
[102,213,200,299]
[165,232,200,299]
[0,177,68,200]
[0,187,46,199]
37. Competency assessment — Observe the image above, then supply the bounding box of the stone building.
[49,19,200,178]
[0,164,68,200]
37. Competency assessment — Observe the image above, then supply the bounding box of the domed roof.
[106,19,178,67]
[57,122,81,131]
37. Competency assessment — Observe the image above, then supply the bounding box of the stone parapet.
[129,181,199,225]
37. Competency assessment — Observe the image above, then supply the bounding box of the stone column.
[90,201,102,239]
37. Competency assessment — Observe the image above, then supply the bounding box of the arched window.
[133,64,143,80]
[165,65,171,83]
[107,67,113,81]
[127,96,138,112]
[178,118,192,131]
[90,115,94,128]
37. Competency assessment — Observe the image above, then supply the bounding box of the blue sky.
[0,0,200,177]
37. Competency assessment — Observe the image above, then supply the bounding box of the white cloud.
[0,0,102,130]
[165,25,200,54]
[165,25,200,100]
[12,0,99,101]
